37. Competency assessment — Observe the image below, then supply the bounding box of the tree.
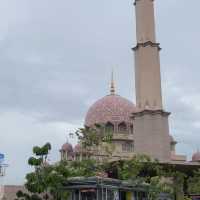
[118,155,160,181]
[160,164,191,200]
[75,124,114,159]
[26,143,52,199]
[16,124,115,200]
[148,176,173,200]
[187,169,200,194]
[76,124,113,148]
[117,154,174,199]
[16,140,109,200]
[16,143,70,200]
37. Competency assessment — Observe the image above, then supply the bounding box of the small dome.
[74,144,81,153]
[61,143,73,152]
[192,151,200,162]
[85,94,136,126]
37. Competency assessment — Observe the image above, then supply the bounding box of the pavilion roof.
[62,176,149,192]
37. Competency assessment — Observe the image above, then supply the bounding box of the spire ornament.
[110,69,115,95]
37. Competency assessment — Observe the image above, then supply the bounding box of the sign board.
[0,154,4,159]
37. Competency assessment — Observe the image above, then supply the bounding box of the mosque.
[2,1,200,200]
[60,0,200,165]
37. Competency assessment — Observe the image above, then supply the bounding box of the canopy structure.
[62,176,150,200]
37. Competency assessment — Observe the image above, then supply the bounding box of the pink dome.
[74,144,81,153]
[192,151,200,162]
[61,143,73,152]
[85,94,136,126]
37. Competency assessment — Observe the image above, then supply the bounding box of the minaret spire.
[110,69,115,95]
[133,0,163,109]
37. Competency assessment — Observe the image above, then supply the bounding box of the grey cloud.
[0,0,136,123]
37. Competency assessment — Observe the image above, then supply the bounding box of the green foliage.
[183,197,192,200]
[28,157,43,166]
[16,142,68,200]
[16,141,107,200]
[148,176,173,200]
[68,159,103,177]
[187,169,200,194]
[16,190,42,200]
[16,190,24,198]
[159,164,189,199]
[118,154,161,182]
[75,124,113,150]
[117,155,177,199]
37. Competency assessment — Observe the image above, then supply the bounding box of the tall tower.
[132,0,171,162]
[133,0,162,109]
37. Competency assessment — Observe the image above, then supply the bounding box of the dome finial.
[110,69,115,95]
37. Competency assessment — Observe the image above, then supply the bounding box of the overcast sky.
[0,0,200,184]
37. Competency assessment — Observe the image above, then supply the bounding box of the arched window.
[118,122,127,133]
[105,122,114,133]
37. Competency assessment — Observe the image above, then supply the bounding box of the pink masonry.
[85,94,137,127]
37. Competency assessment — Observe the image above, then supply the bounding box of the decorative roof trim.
[134,0,154,6]
[131,109,171,118]
[132,41,161,51]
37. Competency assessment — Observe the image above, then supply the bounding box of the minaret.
[132,0,171,162]
[133,0,162,109]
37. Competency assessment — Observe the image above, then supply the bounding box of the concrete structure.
[1,186,53,200]
[1,185,26,200]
